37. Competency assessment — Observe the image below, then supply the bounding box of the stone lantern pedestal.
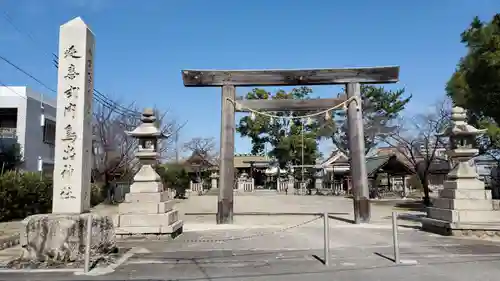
[210,172,219,190]
[422,107,500,237]
[115,109,183,237]
[314,164,324,191]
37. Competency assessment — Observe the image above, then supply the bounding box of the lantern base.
[115,191,183,237]
[421,218,500,238]
[422,177,500,236]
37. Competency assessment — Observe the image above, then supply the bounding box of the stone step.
[129,181,163,193]
[117,210,179,227]
[125,191,170,203]
[432,198,493,210]
[443,178,485,190]
[427,207,500,223]
[438,188,492,200]
[235,190,278,196]
[116,220,183,235]
[118,200,175,214]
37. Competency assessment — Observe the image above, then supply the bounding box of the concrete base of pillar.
[20,213,115,262]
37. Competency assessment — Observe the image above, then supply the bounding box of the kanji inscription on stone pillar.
[52,17,95,214]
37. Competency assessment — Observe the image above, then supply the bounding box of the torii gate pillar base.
[353,197,371,224]
[217,199,234,224]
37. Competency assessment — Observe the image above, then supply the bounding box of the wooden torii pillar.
[182,66,400,224]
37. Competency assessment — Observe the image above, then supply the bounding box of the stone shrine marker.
[20,16,114,264]
[52,17,94,214]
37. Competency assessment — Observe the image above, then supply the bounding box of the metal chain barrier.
[177,215,322,243]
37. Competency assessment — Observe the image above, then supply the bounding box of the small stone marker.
[52,17,94,214]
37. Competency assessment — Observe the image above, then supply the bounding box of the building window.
[42,163,54,177]
[43,119,56,145]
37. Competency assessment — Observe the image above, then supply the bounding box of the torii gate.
[182,66,400,224]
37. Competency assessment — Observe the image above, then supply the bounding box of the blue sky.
[0,0,497,157]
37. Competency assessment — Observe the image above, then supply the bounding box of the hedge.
[0,171,105,222]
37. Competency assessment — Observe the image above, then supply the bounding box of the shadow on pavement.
[327,214,355,224]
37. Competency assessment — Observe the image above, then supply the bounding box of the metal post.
[392,212,400,264]
[84,214,93,273]
[323,212,330,266]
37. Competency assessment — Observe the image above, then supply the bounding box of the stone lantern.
[436,106,486,181]
[115,108,183,236]
[126,108,166,188]
[422,106,500,236]
[210,171,219,190]
[314,159,324,190]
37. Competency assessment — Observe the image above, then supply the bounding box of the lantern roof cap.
[437,106,486,137]
[126,108,168,138]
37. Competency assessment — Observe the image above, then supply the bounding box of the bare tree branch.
[183,137,216,154]
[380,98,452,205]
[182,137,219,166]
[91,102,184,191]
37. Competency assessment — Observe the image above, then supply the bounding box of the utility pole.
[175,132,179,163]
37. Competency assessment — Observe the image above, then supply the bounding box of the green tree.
[0,141,22,173]
[236,87,322,169]
[329,85,411,155]
[446,14,500,155]
[157,163,190,198]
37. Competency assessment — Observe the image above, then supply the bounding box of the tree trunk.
[102,172,113,203]
[420,174,431,206]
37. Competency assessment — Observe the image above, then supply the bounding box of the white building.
[0,86,56,174]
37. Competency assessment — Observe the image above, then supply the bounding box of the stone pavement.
[1,195,499,280]
[116,221,500,281]
[175,195,423,223]
[0,221,21,256]
[2,218,500,280]
[84,195,421,229]
[0,195,444,268]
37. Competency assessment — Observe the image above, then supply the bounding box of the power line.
[53,59,140,117]
[1,11,187,139]
[2,12,38,47]
[0,55,56,93]
[1,11,141,118]
[0,53,140,118]
[0,79,28,99]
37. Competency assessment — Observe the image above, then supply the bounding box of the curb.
[184,212,349,216]
[0,234,20,251]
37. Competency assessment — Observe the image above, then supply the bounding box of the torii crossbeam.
[182,66,400,224]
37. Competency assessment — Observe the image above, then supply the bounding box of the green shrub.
[157,164,190,198]
[0,171,111,222]
[0,171,53,222]
[0,141,23,172]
